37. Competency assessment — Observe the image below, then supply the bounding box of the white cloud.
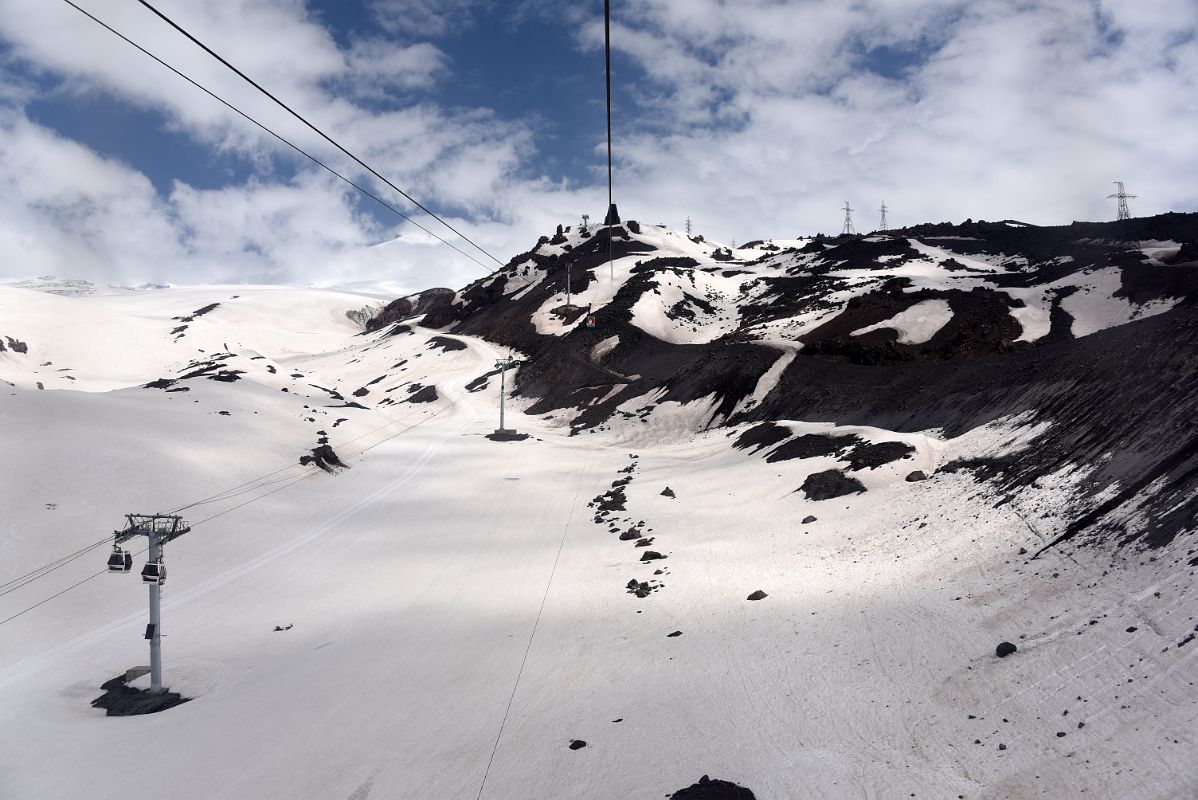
[0,0,1195,292]
[370,0,489,38]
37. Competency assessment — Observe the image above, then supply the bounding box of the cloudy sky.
[0,0,1195,293]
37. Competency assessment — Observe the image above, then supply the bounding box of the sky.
[0,0,1195,293]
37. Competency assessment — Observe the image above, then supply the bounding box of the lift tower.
[493,355,517,437]
[110,514,190,693]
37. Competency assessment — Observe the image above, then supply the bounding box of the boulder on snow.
[996,641,1018,658]
[798,470,866,501]
[801,515,817,524]
[661,486,676,498]
[670,775,757,799]
[568,739,587,750]
[619,529,642,541]
[639,550,666,562]
[906,470,928,482]
[746,590,768,601]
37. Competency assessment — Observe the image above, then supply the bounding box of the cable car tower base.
[112,513,191,694]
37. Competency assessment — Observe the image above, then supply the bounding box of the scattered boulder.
[661,486,676,498]
[427,335,467,353]
[670,775,757,799]
[843,440,916,470]
[300,444,347,472]
[996,641,1018,658]
[406,385,439,403]
[801,515,817,524]
[667,630,683,638]
[619,529,642,541]
[639,550,666,562]
[905,470,928,482]
[799,470,866,501]
[568,739,587,750]
[746,590,768,601]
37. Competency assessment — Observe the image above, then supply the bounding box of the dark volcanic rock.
[427,335,467,352]
[767,433,858,462]
[661,486,675,498]
[568,739,587,750]
[733,422,791,452]
[667,630,683,637]
[366,287,455,332]
[996,641,1018,658]
[799,470,866,500]
[671,775,756,800]
[746,590,768,601]
[801,515,817,524]
[406,385,438,403]
[619,529,642,541]
[842,440,915,470]
[4,336,28,354]
[906,470,928,482]
[300,444,347,472]
[639,550,666,562]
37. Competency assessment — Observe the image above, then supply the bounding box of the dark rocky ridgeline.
[797,281,1026,365]
[2,335,29,353]
[370,212,1198,551]
[364,287,455,332]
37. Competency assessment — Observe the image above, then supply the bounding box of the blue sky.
[0,0,1195,290]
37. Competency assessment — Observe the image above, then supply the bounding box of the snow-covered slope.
[1,213,1196,800]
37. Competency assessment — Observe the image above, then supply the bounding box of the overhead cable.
[58,0,497,275]
[135,0,507,269]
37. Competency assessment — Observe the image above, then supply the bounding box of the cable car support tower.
[109,513,190,693]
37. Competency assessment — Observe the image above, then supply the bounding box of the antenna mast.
[842,202,856,236]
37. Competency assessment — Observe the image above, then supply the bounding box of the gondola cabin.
[141,560,166,585]
[107,547,133,573]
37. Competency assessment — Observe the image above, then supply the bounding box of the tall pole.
[498,363,506,433]
[147,527,163,693]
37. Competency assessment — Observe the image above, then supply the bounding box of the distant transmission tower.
[842,202,856,236]
[685,216,692,236]
[1107,181,1136,221]
[878,202,889,232]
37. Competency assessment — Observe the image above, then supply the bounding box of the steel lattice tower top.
[1108,181,1136,221]
[842,202,855,236]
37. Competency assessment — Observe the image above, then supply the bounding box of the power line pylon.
[685,216,692,236]
[842,202,856,236]
[109,514,190,693]
[1107,181,1136,221]
[878,202,889,232]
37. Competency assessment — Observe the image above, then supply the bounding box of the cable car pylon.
[108,513,190,693]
